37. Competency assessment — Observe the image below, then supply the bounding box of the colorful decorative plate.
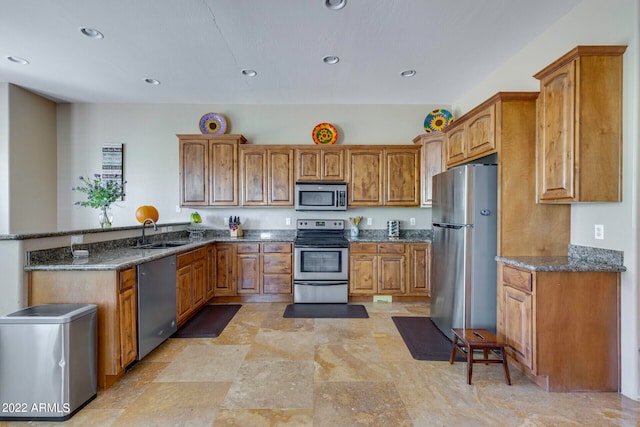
[424,109,453,133]
[199,112,228,134]
[312,122,338,144]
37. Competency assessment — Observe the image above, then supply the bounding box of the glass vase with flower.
[72,174,126,228]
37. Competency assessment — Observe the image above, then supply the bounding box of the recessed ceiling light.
[325,0,346,10]
[6,56,29,65]
[241,69,257,77]
[144,78,160,85]
[80,27,104,39]
[401,69,416,77]
[323,55,339,64]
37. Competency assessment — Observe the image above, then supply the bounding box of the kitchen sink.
[133,241,190,249]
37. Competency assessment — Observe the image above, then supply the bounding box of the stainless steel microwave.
[295,182,347,211]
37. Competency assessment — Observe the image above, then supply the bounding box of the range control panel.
[296,219,345,230]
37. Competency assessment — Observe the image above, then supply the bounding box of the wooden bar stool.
[449,328,511,385]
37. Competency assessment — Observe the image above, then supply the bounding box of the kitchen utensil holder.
[230,224,243,238]
[387,220,400,239]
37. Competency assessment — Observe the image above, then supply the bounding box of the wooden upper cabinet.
[413,133,445,207]
[348,148,383,206]
[384,147,420,206]
[535,46,626,203]
[445,126,466,166]
[179,139,209,206]
[178,134,246,207]
[240,146,294,206]
[444,103,496,168]
[295,147,346,181]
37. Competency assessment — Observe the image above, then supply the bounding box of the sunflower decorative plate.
[424,109,453,133]
[312,122,338,144]
[199,112,228,134]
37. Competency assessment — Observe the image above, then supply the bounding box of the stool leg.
[467,346,473,385]
[501,350,511,385]
[449,336,458,364]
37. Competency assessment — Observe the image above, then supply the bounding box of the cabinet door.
[206,245,217,299]
[349,254,377,294]
[321,148,346,181]
[240,147,268,206]
[420,135,445,207]
[214,244,236,296]
[503,285,533,370]
[237,254,260,294]
[384,148,420,206]
[209,141,239,205]
[537,61,576,201]
[268,149,294,205]
[295,149,321,181]
[176,264,193,325]
[118,268,137,368]
[191,249,207,308]
[348,149,383,206]
[446,126,466,166]
[179,140,208,206]
[378,254,406,294]
[408,243,430,296]
[467,105,495,158]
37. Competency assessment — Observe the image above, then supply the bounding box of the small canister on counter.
[387,220,400,239]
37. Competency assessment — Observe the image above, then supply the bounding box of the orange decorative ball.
[135,205,159,224]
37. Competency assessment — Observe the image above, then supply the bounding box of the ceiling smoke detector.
[325,0,346,10]
[80,27,104,39]
[241,69,258,77]
[323,55,339,64]
[401,69,416,77]
[144,78,161,85]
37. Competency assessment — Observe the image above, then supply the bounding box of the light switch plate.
[367,218,372,225]
[595,224,604,240]
[410,218,416,225]
[70,235,83,244]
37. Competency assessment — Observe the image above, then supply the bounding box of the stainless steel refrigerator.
[430,164,497,341]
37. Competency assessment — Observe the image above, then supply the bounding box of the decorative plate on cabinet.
[312,122,338,144]
[424,109,453,133]
[199,112,228,134]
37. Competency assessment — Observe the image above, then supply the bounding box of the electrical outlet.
[595,224,604,240]
[410,217,416,226]
[175,205,182,213]
[70,235,83,245]
[367,217,372,226]
[285,217,291,225]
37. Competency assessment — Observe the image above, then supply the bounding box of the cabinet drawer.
[237,243,260,253]
[263,242,292,253]
[193,247,207,260]
[350,243,378,253]
[263,253,292,274]
[502,265,532,292]
[263,275,292,294]
[119,268,136,292]
[378,243,405,254]
[177,252,194,269]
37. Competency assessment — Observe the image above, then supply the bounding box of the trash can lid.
[0,303,97,324]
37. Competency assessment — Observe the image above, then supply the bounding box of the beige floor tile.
[314,342,392,382]
[212,408,313,427]
[155,343,250,382]
[245,330,315,361]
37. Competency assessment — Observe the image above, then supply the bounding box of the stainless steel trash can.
[0,303,97,421]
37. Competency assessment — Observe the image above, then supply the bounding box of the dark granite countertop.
[25,228,432,272]
[496,245,626,273]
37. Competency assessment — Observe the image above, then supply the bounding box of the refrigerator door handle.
[432,223,467,230]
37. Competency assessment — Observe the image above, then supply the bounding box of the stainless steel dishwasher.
[137,255,177,359]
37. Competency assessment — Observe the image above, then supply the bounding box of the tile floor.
[2,301,639,426]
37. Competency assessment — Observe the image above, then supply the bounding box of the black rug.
[283,304,369,319]
[392,316,462,361]
[173,304,241,338]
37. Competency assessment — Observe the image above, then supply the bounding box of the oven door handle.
[294,281,348,286]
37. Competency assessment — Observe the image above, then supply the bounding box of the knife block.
[230,224,243,238]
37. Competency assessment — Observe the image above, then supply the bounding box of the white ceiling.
[0,0,581,105]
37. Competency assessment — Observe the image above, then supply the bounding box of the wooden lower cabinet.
[237,243,261,294]
[262,242,293,294]
[349,242,429,297]
[176,247,207,327]
[29,268,138,389]
[497,262,620,392]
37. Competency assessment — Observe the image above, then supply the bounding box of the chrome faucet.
[141,218,157,246]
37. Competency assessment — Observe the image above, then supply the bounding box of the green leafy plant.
[72,174,126,209]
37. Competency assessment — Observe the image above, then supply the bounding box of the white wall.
[0,84,8,233]
[56,103,442,231]
[451,0,640,400]
[3,84,57,234]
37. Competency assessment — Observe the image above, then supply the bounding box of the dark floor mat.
[172,304,241,338]
[283,304,369,318]
[392,316,462,361]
